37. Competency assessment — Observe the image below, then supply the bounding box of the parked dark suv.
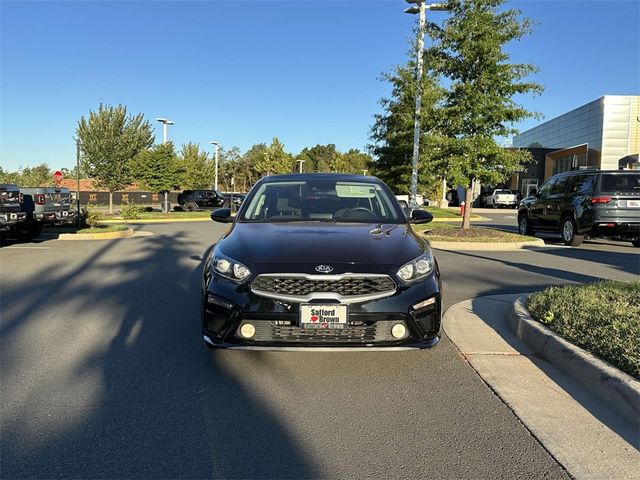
[518,170,640,247]
[176,190,225,211]
[1,184,27,242]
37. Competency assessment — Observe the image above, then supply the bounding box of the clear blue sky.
[1,0,638,171]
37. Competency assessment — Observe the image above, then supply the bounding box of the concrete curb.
[58,228,135,240]
[428,216,488,223]
[100,217,210,224]
[508,295,640,424]
[428,239,545,250]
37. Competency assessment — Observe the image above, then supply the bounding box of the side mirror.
[211,208,232,223]
[409,209,433,224]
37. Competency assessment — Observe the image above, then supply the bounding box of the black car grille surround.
[251,274,397,303]
[242,320,402,344]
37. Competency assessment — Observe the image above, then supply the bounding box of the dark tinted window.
[550,176,571,195]
[571,175,596,195]
[600,173,640,192]
[538,179,555,198]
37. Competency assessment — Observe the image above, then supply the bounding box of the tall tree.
[369,41,445,197]
[130,142,179,212]
[332,149,373,175]
[76,104,154,213]
[254,138,293,176]
[426,0,542,228]
[296,144,340,173]
[176,143,215,190]
[4,163,53,187]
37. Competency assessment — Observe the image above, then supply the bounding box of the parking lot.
[1,214,638,478]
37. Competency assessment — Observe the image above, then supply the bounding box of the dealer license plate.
[627,200,640,208]
[300,304,347,329]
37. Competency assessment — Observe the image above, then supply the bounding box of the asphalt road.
[1,217,638,479]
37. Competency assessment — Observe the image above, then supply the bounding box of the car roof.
[259,173,380,183]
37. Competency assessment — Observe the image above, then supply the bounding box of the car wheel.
[518,215,532,236]
[561,216,583,247]
[184,202,197,212]
[492,202,497,209]
[632,239,640,248]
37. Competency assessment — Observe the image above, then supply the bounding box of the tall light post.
[362,169,368,176]
[210,141,220,191]
[75,138,81,229]
[155,118,174,144]
[297,159,305,173]
[404,1,447,208]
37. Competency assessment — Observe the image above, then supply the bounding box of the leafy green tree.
[254,138,293,176]
[176,143,215,190]
[130,142,179,212]
[369,40,445,196]
[332,149,373,175]
[0,166,21,185]
[426,0,542,228]
[76,104,154,213]
[296,144,340,173]
[15,163,54,187]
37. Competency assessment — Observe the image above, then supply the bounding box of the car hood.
[217,222,427,269]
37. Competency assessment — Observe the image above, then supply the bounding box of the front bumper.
[202,273,441,349]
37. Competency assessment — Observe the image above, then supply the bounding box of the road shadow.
[1,232,319,478]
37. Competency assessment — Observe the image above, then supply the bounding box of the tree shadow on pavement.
[0,233,319,479]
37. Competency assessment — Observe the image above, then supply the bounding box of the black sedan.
[202,173,442,349]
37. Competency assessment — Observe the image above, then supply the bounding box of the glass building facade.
[513,95,640,177]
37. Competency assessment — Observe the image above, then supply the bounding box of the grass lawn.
[45,224,129,234]
[425,206,463,218]
[526,281,640,379]
[101,210,214,220]
[414,222,537,242]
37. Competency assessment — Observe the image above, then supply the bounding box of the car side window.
[550,176,571,195]
[571,175,596,195]
[537,179,555,199]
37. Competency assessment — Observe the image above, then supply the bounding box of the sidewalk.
[443,294,640,480]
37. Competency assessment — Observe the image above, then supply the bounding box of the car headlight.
[212,252,251,282]
[396,251,434,283]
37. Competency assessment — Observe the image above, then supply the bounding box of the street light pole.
[76,138,81,229]
[297,159,305,173]
[210,141,220,190]
[404,1,447,209]
[362,169,368,176]
[155,118,175,144]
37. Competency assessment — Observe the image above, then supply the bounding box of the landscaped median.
[414,222,544,250]
[526,281,639,380]
[55,224,136,240]
[100,210,213,223]
[510,280,640,423]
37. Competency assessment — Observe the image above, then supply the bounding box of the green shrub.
[526,281,640,379]
[120,202,144,220]
[80,207,102,228]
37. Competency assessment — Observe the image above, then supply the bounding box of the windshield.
[239,180,404,223]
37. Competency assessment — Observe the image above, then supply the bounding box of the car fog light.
[391,323,407,339]
[240,323,256,338]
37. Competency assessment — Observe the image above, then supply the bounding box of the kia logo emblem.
[315,265,334,273]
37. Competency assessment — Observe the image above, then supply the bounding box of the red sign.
[53,170,63,185]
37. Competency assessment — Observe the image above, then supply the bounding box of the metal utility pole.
[297,159,305,173]
[155,118,174,144]
[404,1,447,208]
[76,138,81,229]
[362,169,368,176]
[210,141,220,190]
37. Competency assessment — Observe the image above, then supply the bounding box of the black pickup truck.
[1,184,28,242]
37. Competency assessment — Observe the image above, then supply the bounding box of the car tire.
[16,223,42,241]
[632,239,640,248]
[184,202,197,212]
[492,202,497,209]
[561,216,583,247]
[518,215,532,236]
